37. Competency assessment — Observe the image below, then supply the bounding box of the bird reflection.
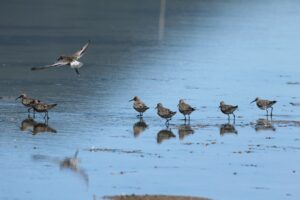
[133,118,148,137]
[20,117,57,135]
[20,117,36,131]
[220,123,238,136]
[32,150,88,185]
[254,118,276,132]
[32,122,57,135]
[178,124,194,140]
[157,128,176,144]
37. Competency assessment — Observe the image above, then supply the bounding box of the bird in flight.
[31,40,90,75]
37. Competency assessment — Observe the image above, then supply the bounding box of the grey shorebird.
[31,40,90,75]
[156,103,176,125]
[129,96,149,117]
[251,97,277,116]
[178,99,196,121]
[32,100,57,120]
[16,94,40,117]
[219,101,238,121]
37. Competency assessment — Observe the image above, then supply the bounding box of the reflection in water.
[178,124,194,140]
[20,117,57,135]
[20,118,36,131]
[157,129,176,144]
[133,118,148,137]
[220,123,238,136]
[255,118,276,132]
[158,0,166,40]
[32,151,88,185]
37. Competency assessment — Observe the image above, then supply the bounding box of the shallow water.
[1,0,300,200]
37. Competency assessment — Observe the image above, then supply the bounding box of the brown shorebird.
[156,103,176,125]
[32,100,57,120]
[219,101,238,120]
[16,94,40,117]
[31,40,90,75]
[129,96,149,117]
[251,97,277,116]
[178,99,196,121]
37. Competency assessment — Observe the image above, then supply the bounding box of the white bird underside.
[31,40,90,75]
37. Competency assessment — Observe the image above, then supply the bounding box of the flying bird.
[31,40,90,75]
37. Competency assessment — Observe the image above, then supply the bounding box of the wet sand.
[104,195,210,200]
[1,0,300,200]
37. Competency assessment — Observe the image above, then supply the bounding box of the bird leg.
[271,107,273,116]
[44,111,49,121]
[75,68,80,75]
[165,119,170,127]
[266,109,269,116]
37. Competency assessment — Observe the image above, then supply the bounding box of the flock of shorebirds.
[15,41,91,120]
[130,96,277,125]
[14,41,277,127]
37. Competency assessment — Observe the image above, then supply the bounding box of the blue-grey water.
[1,0,300,200]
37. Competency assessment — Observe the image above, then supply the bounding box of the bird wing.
[31,60,70,71]
[72,40,90,59]
[136,101,148,109]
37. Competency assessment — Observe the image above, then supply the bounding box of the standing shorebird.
[16,94,40,117]
[251,97,277,116]
[129,96,149,117]
[156,103,176,125]
[219,101,238,121]
[31,40,90,75]
[32,100,57,120]
[178,99,196,121]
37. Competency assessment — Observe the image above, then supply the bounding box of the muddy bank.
[104,195,210,200]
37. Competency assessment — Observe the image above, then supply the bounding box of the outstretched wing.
[72,40,90,59]
[31,60,70,71]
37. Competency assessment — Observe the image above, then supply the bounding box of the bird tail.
[272,101,277,104]
[31,66,50,71]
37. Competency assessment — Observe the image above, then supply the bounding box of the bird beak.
[15,95,22,100]
[250,99,256,104]
[129,99,134,102]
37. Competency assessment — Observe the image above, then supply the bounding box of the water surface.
[1,0,300,200]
